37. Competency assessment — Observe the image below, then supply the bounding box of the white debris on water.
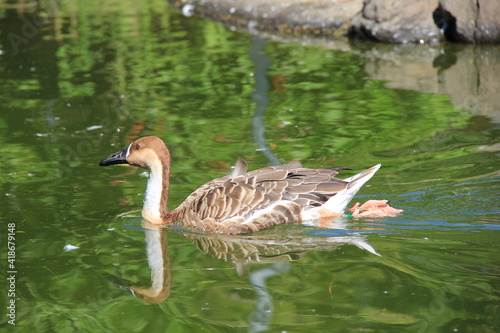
[182,4,194,17]
[64,244,80,251]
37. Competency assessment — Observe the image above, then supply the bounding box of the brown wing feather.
[177,160,350,233]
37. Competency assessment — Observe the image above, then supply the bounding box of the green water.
[0,1,499,332]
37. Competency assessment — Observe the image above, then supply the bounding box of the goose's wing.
[176,161,350,229]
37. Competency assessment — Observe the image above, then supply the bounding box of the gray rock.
[349,0,443,44]
[476,0,500,43]
[170,0,500,44]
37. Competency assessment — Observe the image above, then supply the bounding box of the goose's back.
[174,160,350,233]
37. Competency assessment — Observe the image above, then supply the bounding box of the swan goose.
[100,136,401,234]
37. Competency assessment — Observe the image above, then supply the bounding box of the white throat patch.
[126,143,132,157]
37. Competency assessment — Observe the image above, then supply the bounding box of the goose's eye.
[135,143,141,150]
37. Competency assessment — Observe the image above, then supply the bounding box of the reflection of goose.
[105,224,171,303]
[186,229,380,277]
[100,136,401,234]
[105,222,380,304]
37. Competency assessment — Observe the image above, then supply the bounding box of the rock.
[349,0,443,44]
[434,0,500,43]
[437,0,477,42]
[170,0,364,38]
[171,0,500,44]
[475,0,500,43]
[349,0,500,43]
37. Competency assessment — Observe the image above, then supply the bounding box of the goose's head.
[99,136,170,170]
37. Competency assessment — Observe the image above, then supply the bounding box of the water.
[0,1,499,332]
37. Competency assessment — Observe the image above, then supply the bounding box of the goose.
[99,136,402,234]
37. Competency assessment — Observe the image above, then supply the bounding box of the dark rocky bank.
[170,0,500,44]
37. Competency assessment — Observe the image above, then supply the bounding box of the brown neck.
[159,157,171,221]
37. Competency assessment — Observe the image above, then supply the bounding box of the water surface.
[0,1,498,332]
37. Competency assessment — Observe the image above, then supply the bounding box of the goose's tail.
[322,164,381,214]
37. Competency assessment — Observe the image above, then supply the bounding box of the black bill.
[99,145,129,166]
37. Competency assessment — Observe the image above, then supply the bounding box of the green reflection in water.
[0,0,498,332]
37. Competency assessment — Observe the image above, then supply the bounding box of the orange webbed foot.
[347,200,403,218]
